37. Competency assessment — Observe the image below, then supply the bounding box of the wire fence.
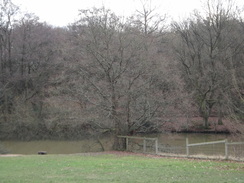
[225,142,244,161]
[118,136,244,161]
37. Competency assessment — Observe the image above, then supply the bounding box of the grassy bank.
[0,152,243,183]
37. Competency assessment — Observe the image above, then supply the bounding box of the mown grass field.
[0,152,243,183]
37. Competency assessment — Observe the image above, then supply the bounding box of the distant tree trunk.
[217,102,223,125]
[203,116,209,129]
[126,97,132,135]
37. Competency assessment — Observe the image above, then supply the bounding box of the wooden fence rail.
[118,136,158,154]
[186,138,227,158]
[118,136,244,161]
[186,138,244,159]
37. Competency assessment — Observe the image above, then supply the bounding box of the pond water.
[1,133,243,155]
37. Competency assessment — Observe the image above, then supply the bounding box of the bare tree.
[0,9,63,139]
[65,6,170,149]
[130,0,167,35]
[172,0,244,129]
[0,0,19,76]
[0,0,19,123]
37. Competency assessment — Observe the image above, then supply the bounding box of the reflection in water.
[1,133,243,155]
[1,135,114,154]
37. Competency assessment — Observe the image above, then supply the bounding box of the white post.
[186,137,189,157]
[225,139,228,160]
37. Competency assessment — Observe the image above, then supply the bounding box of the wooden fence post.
[225,139,228,160]
[186,137,189,157]
[155,138,158,154]
[126,137,129,151]
[143,138,146,153]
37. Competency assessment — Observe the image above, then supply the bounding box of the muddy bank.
[161,117,243,134]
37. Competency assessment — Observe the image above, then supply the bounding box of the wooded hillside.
[0,0,243,148]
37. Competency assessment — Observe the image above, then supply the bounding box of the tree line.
[0,0,243,149]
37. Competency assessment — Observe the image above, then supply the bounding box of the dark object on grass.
[38,151,47,155]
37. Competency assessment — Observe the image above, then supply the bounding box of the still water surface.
[1,133,243,155]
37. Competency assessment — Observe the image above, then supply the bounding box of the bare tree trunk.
[217,103,223,125]
[203,116,209,129]
[111,85,125,150]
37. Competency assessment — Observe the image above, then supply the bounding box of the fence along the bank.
[118,136,244,161]
[118,136,158,154]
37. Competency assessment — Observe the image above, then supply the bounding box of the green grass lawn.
[0,153,243,183]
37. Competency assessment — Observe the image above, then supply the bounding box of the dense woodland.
[0,0,243,148]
